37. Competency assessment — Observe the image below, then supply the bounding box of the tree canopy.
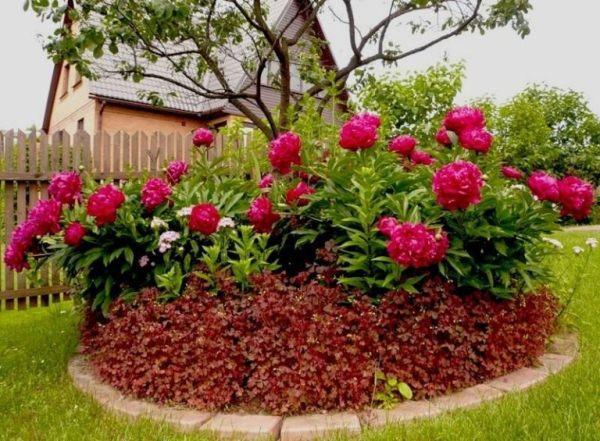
[29,0,533,138]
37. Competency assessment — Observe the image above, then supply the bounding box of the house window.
[77,118,85,131]
[61,64,70,97]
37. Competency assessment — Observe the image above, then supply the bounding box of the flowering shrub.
[81,273,557,414]
[4,106,596,309]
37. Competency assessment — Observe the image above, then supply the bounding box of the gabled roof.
[43,0,339,131]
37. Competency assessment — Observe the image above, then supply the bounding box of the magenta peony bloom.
[443,106,486,134]
[339,113,381,151]
[64,222,87,247]
[458,128,493,153]
[527,171,560,203]
[248,196,281,233]
[410,149,435,166]
[501,166,524,181]
[386,222,449,268]
[192,128,214,147]
[3,221,39,272]
[48,172,82,205]
[558,176,595,221]
[87,184,126,226]
[165,160,189,184]
[268,132,302,175]
[285,181,315,207]
[435,126,453,147]
[141,178,172,212]
[388,135,417,156]
[189,203,220,235]
[259,174,274,189]
[28,199,62,236]
[377,217,399,238]
[433,160,484,211]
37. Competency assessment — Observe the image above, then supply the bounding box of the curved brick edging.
[68,331,578,440]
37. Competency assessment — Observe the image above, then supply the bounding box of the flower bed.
[4,106,596,414]
[81,273,557,414]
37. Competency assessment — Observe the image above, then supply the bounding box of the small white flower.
[542,237,564,249]
[510,184,526,191]
[176,206,194,217]
[585,237,598,249]
[139,255,150,268]
[218,217,236,230]
[150,217,168,230]
[158,231,181,253]
[573,246,584,255]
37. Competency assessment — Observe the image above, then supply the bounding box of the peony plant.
[4,107,597,311]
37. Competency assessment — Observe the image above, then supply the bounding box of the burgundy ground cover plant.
[5,107,595,413]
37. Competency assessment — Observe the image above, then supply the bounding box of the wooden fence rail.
[0,129,228,311]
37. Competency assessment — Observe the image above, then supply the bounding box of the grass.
[0,230,599,441]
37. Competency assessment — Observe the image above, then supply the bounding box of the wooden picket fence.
[0,129,232,311]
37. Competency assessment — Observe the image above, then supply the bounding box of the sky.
[0,0,599,130]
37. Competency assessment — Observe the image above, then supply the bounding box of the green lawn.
[0,230,599,441]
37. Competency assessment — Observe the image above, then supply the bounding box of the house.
[42,0,342,136]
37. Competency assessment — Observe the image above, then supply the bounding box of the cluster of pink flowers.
[378,218,449,268]
[87,184,126,226]
[409,149,434,166]
[437,106,493,153]
[48,172,82,205]
[141,178,172,212]
[388,135,434,166]
[526,172,594,220]
[285,181,315,207]
[4,199,63,271]
[268,132,302,175]
[189,203,221,235]
[248,196,280,233]
[165,160,189,184]
[192,128,214,148]
[433,160,484,211]
[339,112,381,151]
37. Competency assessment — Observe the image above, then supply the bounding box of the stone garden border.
[68,331,578,440]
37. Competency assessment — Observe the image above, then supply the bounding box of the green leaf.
[397,382,413,400]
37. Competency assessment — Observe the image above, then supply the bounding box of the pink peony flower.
[388,135,417,156]
[458,128,493,153]
[268,132,302,175]
[433,160,484,211]
[259,174,274,189]
[87,184,126,226]
[527,171,560,203]
[410,150,435,166]
[435,126,453,147]
[3,221,38,272]
[442,106,486,134]
[64,222,87,247]
[339,112,381,151]
[48,172,82,205]
[501,166,524,181]
[285,181,315,207]
[28,199,62,236]
[165,160,189,184]
[377,217,399,238]
[248,196,281,233]
[558,176,595,221]
[386,222,449,268]
[141,178,172,212]
[192,128,214,147]
[189,203,220,235]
